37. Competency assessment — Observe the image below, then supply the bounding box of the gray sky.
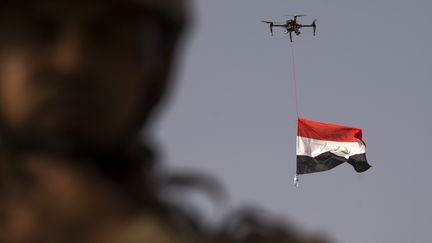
[156,0,432,242]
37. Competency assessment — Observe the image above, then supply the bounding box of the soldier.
[0,1,329,243]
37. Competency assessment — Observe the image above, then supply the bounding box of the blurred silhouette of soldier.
[0,1,330,243]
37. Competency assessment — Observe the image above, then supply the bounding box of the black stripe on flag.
[297,152,371,175]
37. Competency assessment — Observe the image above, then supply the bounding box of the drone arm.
[264,24,289,36]
[298,21,317,36]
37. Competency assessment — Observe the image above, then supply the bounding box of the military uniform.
[0,1,330,242]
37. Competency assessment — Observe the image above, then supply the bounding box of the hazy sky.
[156,1,432,242]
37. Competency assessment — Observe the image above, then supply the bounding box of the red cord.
[290,42,300,118]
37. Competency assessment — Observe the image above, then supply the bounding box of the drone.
[262,15,317,42]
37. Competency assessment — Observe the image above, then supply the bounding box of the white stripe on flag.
[297,136,366,159]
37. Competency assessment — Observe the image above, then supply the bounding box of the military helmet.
[0,0,188,27]
[128,0,188,26]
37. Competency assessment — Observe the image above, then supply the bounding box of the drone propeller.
[286,14,306,17]
[294,14,306,21]
[261,21,284,25]
[312,19,317,36]
[261,21,274,36]
[286,14,306,21]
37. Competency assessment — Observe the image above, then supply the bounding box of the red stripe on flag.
[298,118,365,143]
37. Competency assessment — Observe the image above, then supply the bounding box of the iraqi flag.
[297,118,371,175]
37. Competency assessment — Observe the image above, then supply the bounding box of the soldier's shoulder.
[109,211,330,243]
[109,213,195,243]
